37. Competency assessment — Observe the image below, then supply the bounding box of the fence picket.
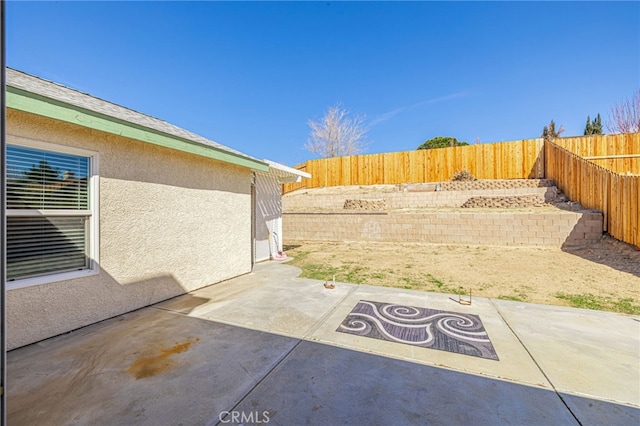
[544,139,639,246]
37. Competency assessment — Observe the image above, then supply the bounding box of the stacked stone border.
[438,179,555,191]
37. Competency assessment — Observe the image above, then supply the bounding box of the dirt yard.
[284,236,640,315]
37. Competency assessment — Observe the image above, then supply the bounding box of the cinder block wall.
[283,211,603,248]
[284,187,559,211]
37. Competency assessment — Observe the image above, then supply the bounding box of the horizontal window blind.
[7,145,89,210]
[7,216,88,280]
[6,144,93,281]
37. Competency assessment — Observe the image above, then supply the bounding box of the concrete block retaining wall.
[283,210,603,248]
[438,179,555,191]
[283,187,559,211]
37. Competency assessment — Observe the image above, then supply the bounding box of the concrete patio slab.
[493,300,640,407]
[156,263,354,338]
[7,261,639,425]
[8,307,298,425]
[560,393,640,426]
[230,340,578,425]
[153,262,304,314]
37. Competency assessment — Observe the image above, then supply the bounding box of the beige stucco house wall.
[7,110,251,349]
[6,98,256,349]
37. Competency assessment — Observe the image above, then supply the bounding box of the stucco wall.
[6,109,253,349]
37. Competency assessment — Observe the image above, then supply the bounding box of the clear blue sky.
[7,1,640,166]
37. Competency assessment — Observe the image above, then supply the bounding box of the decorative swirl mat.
[337,300,499,360]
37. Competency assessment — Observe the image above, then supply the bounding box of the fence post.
[538,138,545,178]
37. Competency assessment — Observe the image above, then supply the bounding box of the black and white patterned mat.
[337,300,499,360]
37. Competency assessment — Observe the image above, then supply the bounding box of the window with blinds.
[6,143,94,281]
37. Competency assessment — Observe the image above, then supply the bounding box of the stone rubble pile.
[441,179,555,191]
[461,195,548,209]
[343,199,386,211]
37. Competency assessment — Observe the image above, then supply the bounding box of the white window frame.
[6,135,100,290]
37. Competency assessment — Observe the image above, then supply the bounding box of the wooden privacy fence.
[283,138,545,193]
[545,141,639,247]
[552,133,640,175]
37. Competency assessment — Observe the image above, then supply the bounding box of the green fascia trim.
[6,86,269,172]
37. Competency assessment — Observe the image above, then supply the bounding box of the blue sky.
[6,1,640,166]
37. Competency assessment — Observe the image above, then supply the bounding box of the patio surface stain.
[127,337,200,379]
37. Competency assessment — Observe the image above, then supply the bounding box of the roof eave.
[6,85,269,172]
[263,159,312,183]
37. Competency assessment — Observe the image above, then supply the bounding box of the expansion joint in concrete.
[488,299,584,426]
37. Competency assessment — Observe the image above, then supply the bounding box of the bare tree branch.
[305,103,369,158]
[607,89,640,134]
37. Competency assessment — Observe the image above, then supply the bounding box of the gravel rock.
[441,179,555,191]
[461,195,548,208]
[343,199,387,211]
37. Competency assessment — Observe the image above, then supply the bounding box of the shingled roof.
[6,68,268,171]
